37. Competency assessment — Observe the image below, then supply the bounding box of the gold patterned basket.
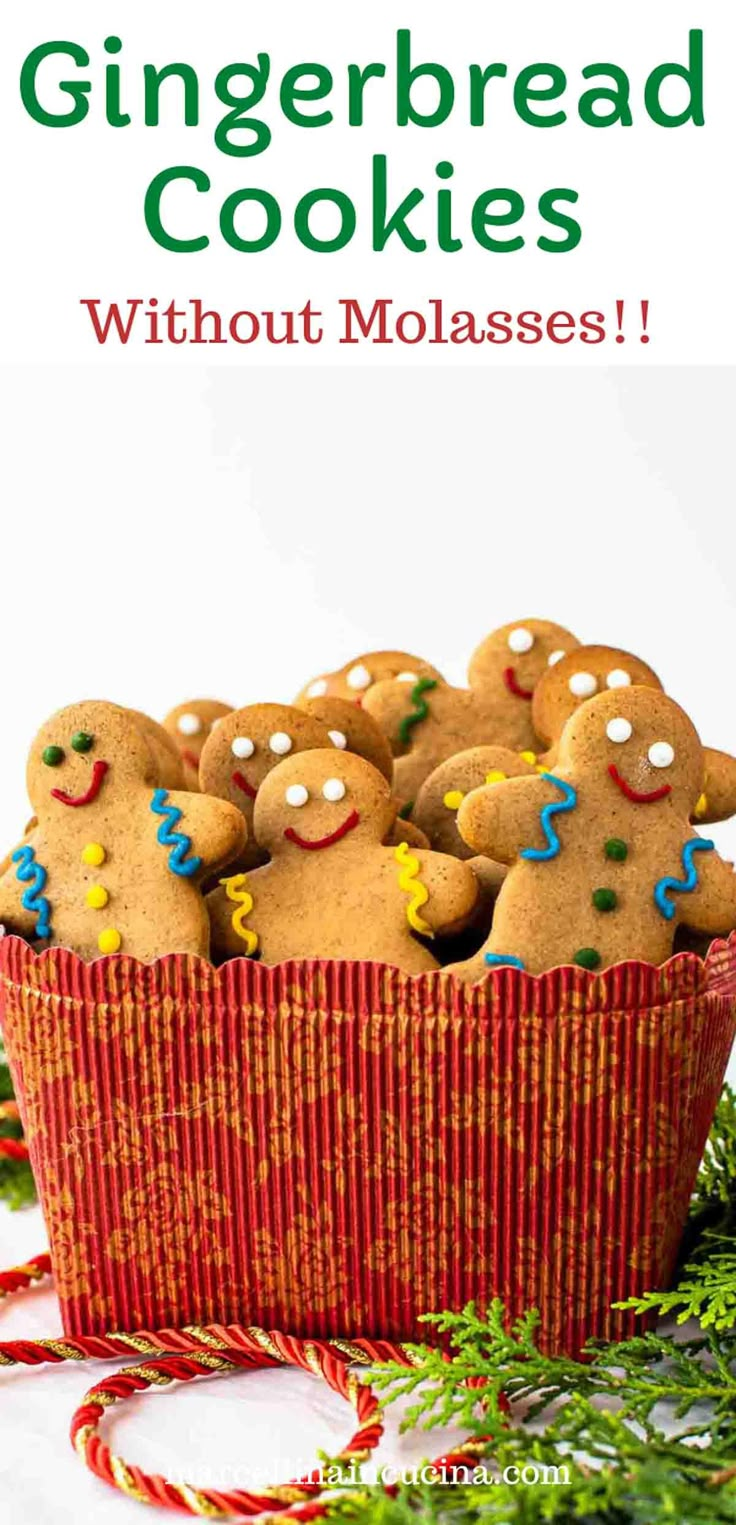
[1,933,734,1353]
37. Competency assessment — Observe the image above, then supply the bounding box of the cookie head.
[413,745,537,856]
[28,701,156,816]
[297,651,442,706]
[298,695,394,783]
[199,703,333,823]
[532,646,662,748]
[558,687,703,814]
[254,749,395,856]
[164,700,233,775]
[468,620,580,704]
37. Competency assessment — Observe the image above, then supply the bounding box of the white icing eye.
[397,671,419,683]
[177,712,202,737]
[648,741,675,769]
[548,650,565,667]
[231,736,255,759]
[606,717,633,744]
[508,627,534,655]
[569,672,598,699]
[307,679,328,698]
[347,664,372,691]
[607,669,632,689]
[269,732,293,756]
[285,784,309,807]
[329,730,347,749]
[322,778,346,802]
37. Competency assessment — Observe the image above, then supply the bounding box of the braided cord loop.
[2,1255,488,1514]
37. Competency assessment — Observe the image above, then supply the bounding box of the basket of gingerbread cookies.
[1,620,735,1355]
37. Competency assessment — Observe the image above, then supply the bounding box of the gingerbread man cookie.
[532,644,736,826]
[0,702,246,961]
[297,694,394,782]
[163,700,234,791]
[447,687,736,981]
[363,620,580,806]
[467,619,581,752]
[296,692,430,848]
[206,749,478,971]
[295,651,443,706]
[412,746,537,859]
[531,646,663,757]
[199,703,337,871]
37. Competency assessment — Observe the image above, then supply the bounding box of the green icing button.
[574,948,602,971]
[592,887,618,913]
[605,838,628,862]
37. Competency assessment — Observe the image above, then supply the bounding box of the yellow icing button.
[695,793,708,819]
[519,751,537,765]
[485,770,507,785]
[82,842,106,867]
[443,790,465,811]
[98,928,122,955]
[86,885,109,910]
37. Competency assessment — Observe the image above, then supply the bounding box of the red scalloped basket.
[1,934,735,1354]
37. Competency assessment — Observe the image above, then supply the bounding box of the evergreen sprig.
[320,1086,736,1524]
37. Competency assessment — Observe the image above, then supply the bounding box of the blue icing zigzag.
[654,837,715,921]
[150,789,203,878]
[521,773,577,863]
[12,845,52,938]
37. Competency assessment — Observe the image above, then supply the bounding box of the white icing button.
[307,679,328,698]
[322,778,346,802]
[548,650,565,667]
[231,736,255,759]
[269,732,293,756]
[569,672,598,699]
[329,730,348,749]
[177,713,202,737]
[508,627,534,655]
[397,671,419,683]
[607,669,632,689]
[346,664,372,691]
[606,717,633,744]
[648,741,675,769]
[285,784,309,807]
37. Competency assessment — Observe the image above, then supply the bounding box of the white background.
[1,0,735,362]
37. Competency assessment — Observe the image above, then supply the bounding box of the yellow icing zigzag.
[220,873,259,956]
[394,841,433,937]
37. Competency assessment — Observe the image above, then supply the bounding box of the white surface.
[1,1,735,363]
[0,1203,466,1524]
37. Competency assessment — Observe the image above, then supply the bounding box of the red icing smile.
[284,810,360,850]
[181,749,200,772]
[503,667,534,701]
[608,763,672,805]
[51,759,109,808]
[232,770,258,800]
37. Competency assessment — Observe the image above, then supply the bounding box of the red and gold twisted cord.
[0,1251,51,1300]
[1,1255,490,1515]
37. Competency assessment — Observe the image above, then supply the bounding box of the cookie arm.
[395,847,478,935]
[0,829,46,939]
[457,774,564,865]
[151,790,247,876]
[677,847,736,935]
[698,748,736,825]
